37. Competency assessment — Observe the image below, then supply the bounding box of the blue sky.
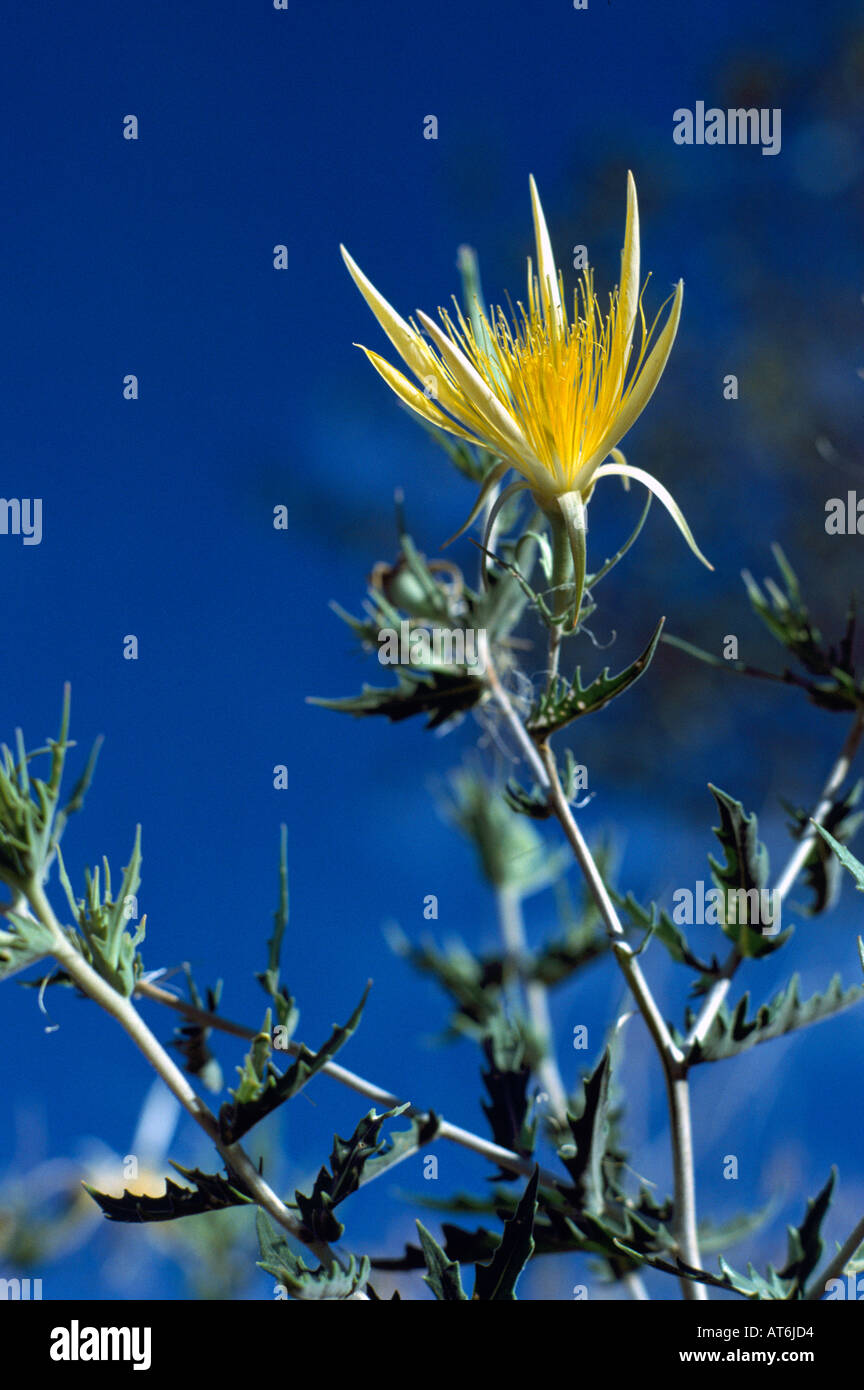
[2,0,863,1299]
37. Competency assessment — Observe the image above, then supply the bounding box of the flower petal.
[416,310,533,468]
[529,175,563,329]
[359,348,482,443]
[441,459,512,548]
[478,479,531,588]
[340,245,432,382]
[581,279,684,478]
[593,459,713,570]
[618,171,641,360]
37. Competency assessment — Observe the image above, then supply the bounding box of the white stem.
[805,1212,864,1300]
[688,708,864,1054]
[496,883,569,1123]
[483,655,705,1297]
[28,881,333,1265]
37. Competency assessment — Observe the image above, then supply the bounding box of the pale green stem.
[496,883,569,1124]
[805,1212,864,1300]
[136,976,565,1188]
[26,880,335,1267]
[687,706,864,1055]
[138,977,658,1297]
[483,654,705,1298]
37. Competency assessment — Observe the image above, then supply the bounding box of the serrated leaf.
[779,1170,835,1294]
[617,1172,836,1299]
[219,984,371,1143]
[0,689,100,893]
[0,910,56,983]
[416,1221,468,1300]
[814,824,864,893]
[84,1163,252,1223]
[708,786,791,957]
[388,928,503,1032]
[480,1022,537,1172]
[613,890,719,976]
[294,1104,412,1243]
[360,1110,441,1187]
[687,975,864,1064]
[60,830,146,996]
[527,619,664,737]
[530,920,608,986]
[559,1048,613,1216]
[472,1167,538,1300]
[783,783,863,916]
[614,1243,793,1300]
[309,668,485,730]
[256,1210,370,1301]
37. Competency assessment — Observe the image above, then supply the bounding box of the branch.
[26,881,335,1268]
[484,655,706,1299]
[134,977,564,1188]
[495,882,569,1125]
[805,1212,864,1300]
[687,707,864,1055]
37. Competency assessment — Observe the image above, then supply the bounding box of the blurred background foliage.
[2,0,864,1299]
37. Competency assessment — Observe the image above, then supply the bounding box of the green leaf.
[783,783,864,916]
[480,1021,537,1172]
[256,1210,370,1301]
[618,1173,836,1299]
[814,823,864,893]
[708,786,791,957]
[528,619,665,737]
[416,1221,469,1300]
[59,829,146,996]
[360,1110,441,1187]
[779,1170,836,1294]
[665,548,863,714]
[613,890,719,976]
[0,688,99,894]
[530,919,608,987]
[472,1167,538,1300]
[387,926,503,1033]
[558,1048,613,1216]
[256,826,299,1032]
[614,1244,794,1300]
[0,910,56,984]
[309,668,486,730]
[168,968,224,1093]
[376,1181,678,1275]
[219,983,371,1143]
[84,1163,252,1223]
[686,974,864,1064]
[294,1104,412,1243]
[444,763,567,894]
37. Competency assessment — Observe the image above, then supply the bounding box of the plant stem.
[27,881,334,1266]
[136,974,665,1296]
[496,883,569,1123]
[805,1211,864,1300]
[664,1073,703,1299]
[687,707,864,1055]
[135,977,564,1187]
[484,654,706,1297]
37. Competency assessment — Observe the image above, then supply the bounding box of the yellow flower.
[341,173,711,603]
